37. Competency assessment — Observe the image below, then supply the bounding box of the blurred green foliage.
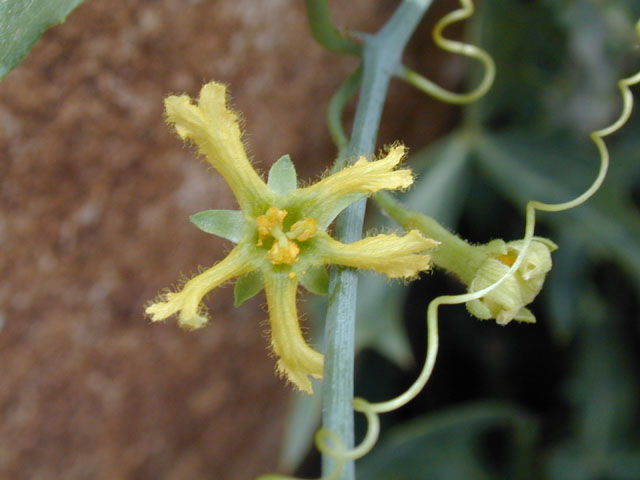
[287,1,640,478]
[0,0,86,80]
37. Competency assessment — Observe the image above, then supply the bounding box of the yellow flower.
[145,82,437,393]
[465,238,556,325]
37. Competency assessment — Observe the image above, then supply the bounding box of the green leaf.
[0,0,85,80]
[605,449,640,479]
[569,294,637,453]
[279,389,322,472]
[267,154,297,194]
[544,231,589,342]
[189,209,245,243]
[355,274,412,368]
[401,132,471,224]
[471,0,567,127]
[545,443,592,480]
[357,402,538,480]
[299,266,329,296]
[545,287,639,480]
[233,270,264,307]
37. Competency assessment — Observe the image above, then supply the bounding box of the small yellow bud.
[466,239,555,325]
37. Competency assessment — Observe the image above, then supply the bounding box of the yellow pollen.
[256,207,288,246]
[255,207,318,265]
[288,218,318,242]
[268,241,300,265]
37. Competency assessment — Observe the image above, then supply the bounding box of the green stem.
[321,1,435,478]
[327,67,362,153]
[304,0,362,56]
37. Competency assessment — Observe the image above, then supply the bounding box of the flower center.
[255,207,317,265]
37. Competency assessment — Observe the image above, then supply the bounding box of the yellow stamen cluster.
[269,241,301,265]
[256,207,288,246]
[288,218,317,242]
[255,206,318,265]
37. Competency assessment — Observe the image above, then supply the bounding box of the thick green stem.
[321,1,435,478]
[375,191,483,285]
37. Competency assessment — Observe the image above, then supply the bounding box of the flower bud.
[466,238,556,325]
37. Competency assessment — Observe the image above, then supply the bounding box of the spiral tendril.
[398,0,496,104]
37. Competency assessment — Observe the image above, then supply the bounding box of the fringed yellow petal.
[264,272,324,394]
[307,145,411,197]
[164,82,271,210]
[292,145,413,226]
[145,247,251,330]
[315,230,438,278]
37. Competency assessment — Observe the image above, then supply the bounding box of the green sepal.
[268,154,297,194]
[300,266,329,296]
[514,307,536,324]
[315,192,364,229]
[532,236,559,252]
[190,209,244,243]
[234,270,264,307]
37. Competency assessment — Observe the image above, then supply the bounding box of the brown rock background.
[0,0,457,478]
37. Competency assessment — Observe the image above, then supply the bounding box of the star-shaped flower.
[145,82,437,393]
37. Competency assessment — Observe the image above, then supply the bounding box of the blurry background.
[1,0,639,479]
